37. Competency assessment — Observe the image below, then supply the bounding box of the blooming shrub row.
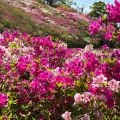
[0,30,120,119]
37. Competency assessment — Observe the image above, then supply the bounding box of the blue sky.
[73,0,114,13]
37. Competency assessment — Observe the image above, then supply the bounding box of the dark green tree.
[45,0,58,5]
[42,0,75,7]
[88,1,106,18]
[60,0,76,7]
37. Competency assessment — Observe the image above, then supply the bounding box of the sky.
[72,0,114,13]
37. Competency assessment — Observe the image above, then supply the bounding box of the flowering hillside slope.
[0,0,94,47]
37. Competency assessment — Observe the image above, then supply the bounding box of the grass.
[0,0,40,36]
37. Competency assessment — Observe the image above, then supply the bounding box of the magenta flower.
[98,17,103,25]
[102,44,109,49]
[117,34,120,41]
[105,89,114,108]
[0,94,8,107]
[89,84,99,94]
[89,21,100,35]
[105,32,112,40]
[106,0,120,23]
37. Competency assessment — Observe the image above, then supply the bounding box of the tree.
[60,0,76,7]
[41,0,58,5]
[88,1,106,19]
[42,0,75,7]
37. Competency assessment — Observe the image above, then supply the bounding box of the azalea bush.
[0,30,120,120]
[89,0,120,48]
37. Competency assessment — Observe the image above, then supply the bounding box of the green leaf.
[8,113,12,119]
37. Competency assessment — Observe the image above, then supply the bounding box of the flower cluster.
[89,21,100,35]
[0,94,8,107]
[106,0,120,23]
[89,0,120,46]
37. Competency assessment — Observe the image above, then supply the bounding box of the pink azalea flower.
[89,21,100,35]
[105,89,114,108]
[61,111,71,120]
[102,44,109,49]
[89,84,99,94]
[84,45,93,52]
[82,92,94,103]
[105,32,112,40]
[92,74,107,85]
[98,17,103,25]
[96,94,107,102]
[0,94,8,107]
[117,34,120,41]
[74,93,82,104]
[108,79,120,92]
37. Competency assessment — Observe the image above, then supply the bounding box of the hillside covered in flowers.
[0,0,95,48]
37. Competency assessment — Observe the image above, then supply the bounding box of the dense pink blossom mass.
[106,0,120,23]
[0,30,120,119]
